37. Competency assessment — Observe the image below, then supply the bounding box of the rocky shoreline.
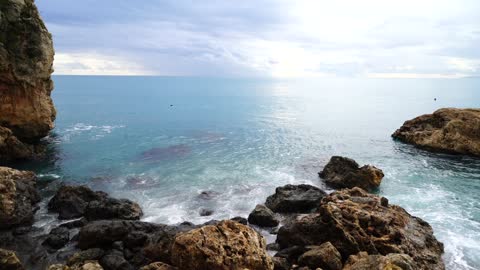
[0,157,445,270]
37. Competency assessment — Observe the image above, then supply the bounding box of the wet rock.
[171,220,274,270]
[277,188,444,270]
[265,184,327,213]
[392,108,480,156]
[248,204,279,227]
[274,246,307,264]
[199,209,213,216]
[100,251,133,270]
[272,257,290,270]
[0,0,56,162]
[197,190,220,200]
[319,156,384,190]
[49,261,104,270]
[267,243,280,251]
[0,167,39,228]
[67,249,105,267]
[43,227,70,250]
[0,248,24,270]
[140,262,177,270]
[298,242,342,270]
[342,252,415,270]
[60,219,88,229]
[85,197,143,221]
[230,216,248,225]
[48,185,107,220]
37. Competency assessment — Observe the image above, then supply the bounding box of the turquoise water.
[24,76,480,269]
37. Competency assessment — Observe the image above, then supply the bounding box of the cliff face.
[0,0,55,161]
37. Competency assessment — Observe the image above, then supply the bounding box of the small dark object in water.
[170,104,173,107]
[199,209,214,216]
[434,98,437,101]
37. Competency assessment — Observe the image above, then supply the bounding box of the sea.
[17,76,480,270]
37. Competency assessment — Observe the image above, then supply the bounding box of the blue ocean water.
[24,76,480,269]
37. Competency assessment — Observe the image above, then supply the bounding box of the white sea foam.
[62,123,125,141]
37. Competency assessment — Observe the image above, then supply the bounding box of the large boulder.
[277,188,444,270]
[392,108,480,156]
[248,204,279,227]
[171,220,274,270]
[0,248,24,270]
[265,184,327,213]
[0,167,39,228]
[298,242,342,270]
[0,0,56,161]
[48,185,107,219]
[342,252,415,270]
[85,197,142,221]
[319,156,384,190]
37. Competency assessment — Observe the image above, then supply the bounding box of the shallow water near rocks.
[17,76,480,270]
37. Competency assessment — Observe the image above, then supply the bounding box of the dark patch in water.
[138,144,191,162]
[197,190,220,200]
[125,175,160,190]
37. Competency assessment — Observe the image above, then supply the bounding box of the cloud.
[38,0,480,77]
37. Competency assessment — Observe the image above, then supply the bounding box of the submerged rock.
[0,167,39,228]
[392,108,480,156]
[0,248,24,270]
[319,156,384,190]
[248,204,279,227]
[342,252,415,270]
[265,184,327,213]
[0,0,56,162]
[171,220,274,270]
[277,188,444,270]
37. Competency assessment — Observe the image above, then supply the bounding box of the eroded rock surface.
[277,188,444,270]
[0,248,24,270]
[0,167,39,228]
[171,220,274,270]
[265,184,327,213]
[0,0,56,162]
[392,108,480,156]
[319,156,384,190]
[342,252,415,270]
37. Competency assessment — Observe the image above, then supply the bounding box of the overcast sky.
[37,0,480,78]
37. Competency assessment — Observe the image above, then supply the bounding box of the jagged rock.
[342,252,415,270]
[85,197,143,221]
[0,0,56,161]
[0,127,35,162]
[265,184,327,213]
[139,262,177,270]
[277,188,444,270]
[319,156,384,190]
[42,226,70,250]
[48,185,107,219]
[0,248,24,270]
[392,108,480,156]
[248,204,279,227]
[298,242,342,270]
[171,220,274,270]
[0,167,39,228]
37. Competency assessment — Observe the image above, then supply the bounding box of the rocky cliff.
[0,0,55,162]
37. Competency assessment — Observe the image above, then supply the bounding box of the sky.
[37,0,480,78]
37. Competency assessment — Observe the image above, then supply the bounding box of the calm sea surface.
[20,76,480,269]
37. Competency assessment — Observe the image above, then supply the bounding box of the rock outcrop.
[48,185,142,220]
[392,108,480,156]
[265,184,327,213]
[0,0,56,162]
[276,188,444,270]
[0,248,24,270]
[319,156,384,190]
[171,220,274,270]
[0,167,39,228]
[342,252,415,270]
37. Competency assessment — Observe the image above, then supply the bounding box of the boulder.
[265,184,327,213]
[171,220,274,270]
[392,108,480,156]
[48,261,104,270]
[277,188,444,270]
[319,156,384,190]
[0,0,56,161]
[85,197,143,221]
[0,248,24,270]
[67,249,105,267]
[248,204,279,227]
[342,252,415,270]
[42,226,70,250]
[0,167,39,228]
[48,185,107,219]
[230,216,248,225]
[272,257,289,270]
[298,242,342,270]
